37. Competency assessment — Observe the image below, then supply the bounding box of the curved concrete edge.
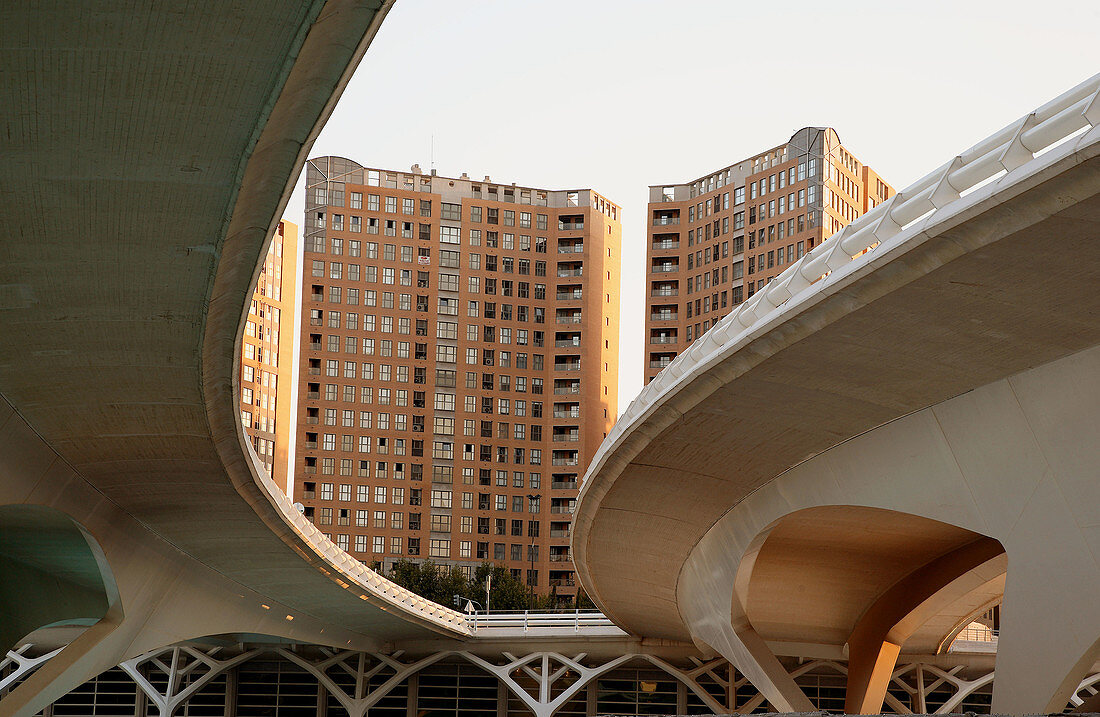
[678,343,1100,713]
[197,0,470,637]
[0,396,396,717]
[572,105,1100,632]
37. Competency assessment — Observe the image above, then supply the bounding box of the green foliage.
[387,560,571,612]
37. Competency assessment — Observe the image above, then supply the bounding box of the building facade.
[645,128,892,384]
[297,158,620,598]
[241,219,298,493]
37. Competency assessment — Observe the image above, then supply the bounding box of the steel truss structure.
[4,643,1100,716]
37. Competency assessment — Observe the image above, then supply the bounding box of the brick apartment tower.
[298,158,620,598]
[645,128,892,384]
[241,219,299,493]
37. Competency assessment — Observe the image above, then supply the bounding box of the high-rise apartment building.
[645,128,892,384]
[298,158,620,598]
[241,220,299,493]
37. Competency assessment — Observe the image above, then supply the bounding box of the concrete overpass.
[0,2,479,715]
[573,73,1100,715]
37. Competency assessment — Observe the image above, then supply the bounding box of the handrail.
[466,610,619,633]
[598,73,1100,468]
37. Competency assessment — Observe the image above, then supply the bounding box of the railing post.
[524,610,528,633]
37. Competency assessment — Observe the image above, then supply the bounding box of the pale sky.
[285,0,1100,413]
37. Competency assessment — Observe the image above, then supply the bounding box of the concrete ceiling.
[574,145,1100,642]
[0,0,462,642]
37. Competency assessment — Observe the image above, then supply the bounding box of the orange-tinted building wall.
[644,128,892,385]
[297,159,620,598]
[241,220,298,494]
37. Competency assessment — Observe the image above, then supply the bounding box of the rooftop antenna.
[430,134,435,173]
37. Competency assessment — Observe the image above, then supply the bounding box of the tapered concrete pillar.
[0,616,125,717]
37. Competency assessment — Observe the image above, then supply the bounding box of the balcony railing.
[551,481,578,490]
[550,504,576,513]
[649,360,672,369]
[553,385,581,395]
[650,336,677,344]
[651,289,678,297]
[554,340,581,348]
[549,553,572,562]
[652,217,680,226]
[548,578,577,588]
[652,241,679,250]
[557,244,584,254]
[552,434,580,442]
[553,410,580,419]
[308,342,322,351]
[304,441,318,450]
[554,363,581,371]
[550,528,571,538]
[556,292,583,300]
[558,222,584,231]
[306,391,320,399]
[551,458,578,466]
[556,315,582,324]
[556,269,583,278]
[651,265,678,273]
[650,313,677,321]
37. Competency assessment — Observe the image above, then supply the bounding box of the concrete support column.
[0,616,125,717]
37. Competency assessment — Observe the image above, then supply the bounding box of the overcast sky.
[284,0,1100,412]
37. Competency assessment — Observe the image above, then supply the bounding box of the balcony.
[306,416,318,425]
[650,289,678,297]
[649,359,673,370]
[552,433,580,442]
[558,221,584,231]
[650,312,677,321]
[652,216,680,226]
[551,480,578,490]
[652,240,679,250]
[549,577,577,588]
[304,441,318,450]
[550,528,571,538]
[309,316,322,326]
[650,335,677,344]
[549,553,572,563]
[556,291,583,301]
[310,292,323,302]
[554,339,581,348]
[553,385,581,395]
[556,315,582,324]
[306,391,320,400]
[650,264,678,273]
[557,244,584,254]
[552,410,580,419]
[554,362,581,372]
[556,269,583,278]
[551,458,578,466]
[308,341,322,351]
[550,503,576,513]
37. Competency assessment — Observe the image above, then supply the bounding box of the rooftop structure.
[645,128,892,384]
[298,158,621,598]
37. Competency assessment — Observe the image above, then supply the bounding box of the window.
[440,226,460,244]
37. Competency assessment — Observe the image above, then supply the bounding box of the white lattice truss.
[7,644,1100,716]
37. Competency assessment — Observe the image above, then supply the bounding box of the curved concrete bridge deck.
[0,3,473,715]
[573,74,1100,715]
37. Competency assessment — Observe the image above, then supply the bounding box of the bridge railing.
[600,72,1100,469]
[466,610,619,632]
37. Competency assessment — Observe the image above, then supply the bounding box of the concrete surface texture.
[0,2,476,715]
[573,74,1100,715]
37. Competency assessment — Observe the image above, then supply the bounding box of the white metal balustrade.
[465,610,620,633]
[596,72,1100,486]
